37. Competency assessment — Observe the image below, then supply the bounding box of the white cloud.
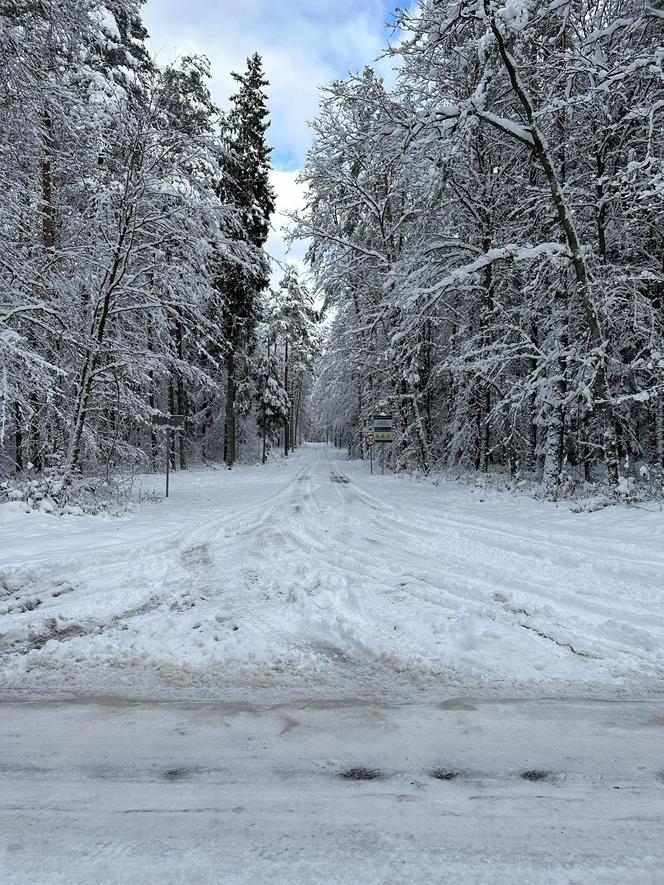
[143,0,398,166]
[271,169,307,219]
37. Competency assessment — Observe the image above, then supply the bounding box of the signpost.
[372,414,393,476]
[151,415,185,498]
[364,433,375,474]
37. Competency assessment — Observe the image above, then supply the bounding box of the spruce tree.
[217,53,275,467]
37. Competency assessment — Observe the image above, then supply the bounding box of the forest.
[1,0,663,500]
[0,0,317,487]
[301,0,664,497]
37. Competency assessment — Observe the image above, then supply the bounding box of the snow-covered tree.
[0,4,265,479]
[272,266,318,454]
[215,53,275,468]
[296,0,664,494]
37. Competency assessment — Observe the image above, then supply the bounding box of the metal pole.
[166,427,170,498]
[381,443,385,476]
[370,446,373,475]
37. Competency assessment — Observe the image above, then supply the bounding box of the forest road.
[2,444,664,882]
[2,442,664,699]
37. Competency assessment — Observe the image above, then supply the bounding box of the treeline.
[299,0,664,495]
[0,0,316,479]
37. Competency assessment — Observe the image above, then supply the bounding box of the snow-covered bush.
[0,473,134,517]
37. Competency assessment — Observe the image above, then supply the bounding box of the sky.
[142,0,406,281]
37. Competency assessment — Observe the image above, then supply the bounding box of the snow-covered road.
[2,445,664,882]
[2,696,664,884]
[1,443,663,698]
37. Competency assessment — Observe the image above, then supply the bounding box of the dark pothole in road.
[431,768,461,781]
[339,767,384,781]
[163,767,194,782]
[521,769,553,782]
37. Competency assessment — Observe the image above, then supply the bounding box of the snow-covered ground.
[2,696,664,884]
[1,444,664,883]
[1,444,663,698]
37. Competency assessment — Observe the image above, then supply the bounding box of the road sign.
[373,414,393,443]
[365,434,375,447]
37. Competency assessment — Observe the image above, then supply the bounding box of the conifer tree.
[216,53,275,467]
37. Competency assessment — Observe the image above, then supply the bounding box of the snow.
[477,111,534,144]
[2,444,664,882]
[1,444,663,700]
[91,5,121,42]
[2,696,663,884]
[497,0,530,32]
[405,243,570,303]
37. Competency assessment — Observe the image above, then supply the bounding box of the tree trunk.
[409,380,431,473]
[262,416,267,464]
[29,392,43,472]
[527,320,539,472]
[283,339,290,457]
[148,387,158,468]
[175,318,187,470]
[67,210,133,471]
[294,380,303,448]
[224,348,236,468]
[423,319,433,446]
[169,377,177,470]
[477,387,491,473]
[42,108,55,250]
[657,398,664,467]
[202,405,212,462]
[14,402,23,472]
[542,397,564,496]
[542,290,568,497]
[605,425,620,487]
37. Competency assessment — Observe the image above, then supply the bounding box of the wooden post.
[166,427,170,498]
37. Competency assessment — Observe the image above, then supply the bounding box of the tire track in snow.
[0,459,317,662]
[319,453,664,673]
[3,446,664,691]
